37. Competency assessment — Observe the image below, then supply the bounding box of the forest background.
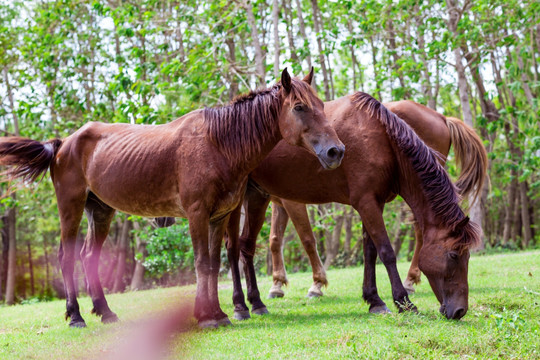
[0,0,538,305]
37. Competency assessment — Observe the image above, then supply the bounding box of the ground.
[0,251,539,359]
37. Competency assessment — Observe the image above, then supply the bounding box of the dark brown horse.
[264,101,487,299]
[227,92,482,321]
[0,69,345,328]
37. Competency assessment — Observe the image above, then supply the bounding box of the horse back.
[51,113,210,217]
[385,100,450,157]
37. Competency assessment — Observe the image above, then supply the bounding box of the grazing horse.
[263,100,487,299]
[0,68,345,328]
[227,92,482,320]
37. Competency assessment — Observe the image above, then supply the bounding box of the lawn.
[1,251,539,359]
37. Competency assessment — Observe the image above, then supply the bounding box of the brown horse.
[227,92,483,320]
[264,101,488,299]
[0,69,345,328]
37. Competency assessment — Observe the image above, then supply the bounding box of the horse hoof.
[233,310,251,321]
[69,319,87,328]
[252,306,269,316]
[307,291,323,298]
[216,316,232,327]
[268,291,284,299]
[403,281,416,295]
[369,305,392,314]
[198,319,218,329]
[102,313,120,324]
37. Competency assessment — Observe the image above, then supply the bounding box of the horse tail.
[0,137,62,182]
[446,117,488,204]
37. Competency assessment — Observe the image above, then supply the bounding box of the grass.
[1,251,539,359]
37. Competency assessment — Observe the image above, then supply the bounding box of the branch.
[0,128,17,137]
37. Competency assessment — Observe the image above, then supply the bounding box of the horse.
[0,68,345,328]
[263,100,487,299]
[226,92,482,321]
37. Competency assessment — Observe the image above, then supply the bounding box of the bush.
[137,220,195,286]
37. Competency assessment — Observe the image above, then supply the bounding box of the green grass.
[1,251,539,359]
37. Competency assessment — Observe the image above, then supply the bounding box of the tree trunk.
[446,0,473,124]
[502,175,518,245]
[323,211,344,270]
[392,205,408,256]
[272,0,280,79]
[282,0,299,64]
[113,218,132,293]
[5,205,16,305]
[519,181,533,248]
[515,47,535,107]
[511,192,521,243]
[294,0,313,69]
[310,0,330,100]
[343,207,353,254]
[226,38,239,101]
[413,5,435,109]
[346,21,358,92]
[369,36,383,101]
[43,235,50,297]
[0,214,7,301]
[3,68,20,135]
[244,0,266,86]
[27,242,35,297]
[130,222,146,291]
[385,16,409,98]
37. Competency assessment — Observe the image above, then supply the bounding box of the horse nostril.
[327,147,339,159]
[453,308,466,320]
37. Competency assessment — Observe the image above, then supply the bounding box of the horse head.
[278,68,345,170]
[419,216,480,320]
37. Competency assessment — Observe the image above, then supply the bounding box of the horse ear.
[281,68,292,93]
[303,66,314,85]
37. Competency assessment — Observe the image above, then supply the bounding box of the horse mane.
[351,92,481,253]
[204,78,316,167]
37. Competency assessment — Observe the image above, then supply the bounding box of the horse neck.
[396,155,439,232]
[205,88,284,174]
[240,129,283,174]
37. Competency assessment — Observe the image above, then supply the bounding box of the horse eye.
[448,252,459,261]
[293,104,304,112]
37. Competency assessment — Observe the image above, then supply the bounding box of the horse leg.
[268,201,289,298]
[403,220,423,294]
[80,192,118,323]
[240,185,270,315]
[225,204,250,320]
[355,198,416,313]
[187,210,214,327]
[56,191,87,327]
[282,199,327,298]
[362,226,391,313]
[208,215,231,326]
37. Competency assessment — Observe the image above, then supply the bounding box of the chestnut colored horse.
[0,69,345,328]
[227,92,482,320]
[264,101,488,299]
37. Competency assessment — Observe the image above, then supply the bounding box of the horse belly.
[89,180,187,218]
[85,155,186,217]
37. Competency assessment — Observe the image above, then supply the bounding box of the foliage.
[137,221,195,285]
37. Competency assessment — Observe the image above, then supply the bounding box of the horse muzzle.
[316,144,345,170]
[440,303,467,320]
